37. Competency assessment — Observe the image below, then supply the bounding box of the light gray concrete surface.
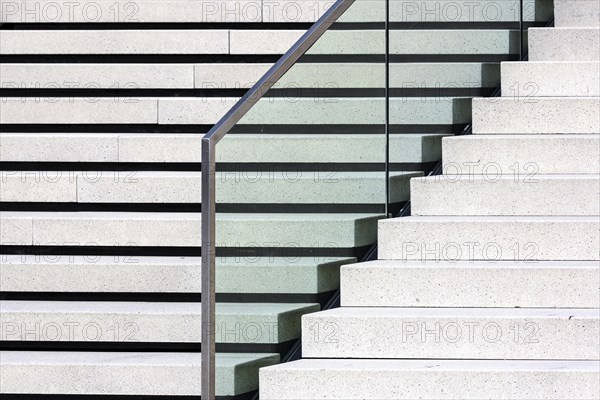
[0,171,77,202]
[501,61,600,96]
[0,255,353,294]
[472,97,600,134]
[1,64,195,89]
[0,132,445,163]
[0,133,120,162]
[442,135,600,174]
[260,359,600,399]
[554,0,600,27]
[0,300,319,343]
[0,98,158,124]
[529,28,600,61]
[301,307,600,359]
[340,260,600,308]
[410,174,600,216]
[0,351,279,396]
[0,212,382,247]
[0,30,230,54]
[378,216,600,261]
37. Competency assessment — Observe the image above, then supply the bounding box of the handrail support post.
[201,137,216,399]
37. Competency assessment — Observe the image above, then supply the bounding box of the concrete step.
[472,97,600,134]
[386,0,552,23]
[0,29,520,55]
[0,133,120,162]
[410,174,600,216]
[388,29,519,55]
[378,216,600,261]
[442,135,600,174]
[501,61,600,97]
[259,359,600,399]
[0,62,500,89]
[1,30,230,54]
[0,97,471,125]
[0,0,267,23]
[301,307,600,359]
[0,255,353,294]
[0,171,419,204]
[0,133,448,164]
[340,260,600,308]
[206,62,499,89]
[160,97,471,125]
[264,0,551,24]
[554,0,600,27]
[0,0,552,23]
[0,212,382,247]
[0,63,500,89]
[0,98,159,125]
[1,64,196,89]
[0,300,319,344]
[231,29,520,56]
[0,351,279,396]
[529,28,600,61]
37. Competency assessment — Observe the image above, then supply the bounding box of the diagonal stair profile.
[259,0,600,398]
[0,0,560,397]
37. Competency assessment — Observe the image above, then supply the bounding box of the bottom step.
[0,351,279,397]
[260,359,600,399]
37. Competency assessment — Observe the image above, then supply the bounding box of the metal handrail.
[200,1,355,397]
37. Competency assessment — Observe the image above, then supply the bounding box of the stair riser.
[1,29,523,55]
[442,135,600,174]
[0,97,471,125]
[472,98,600,134]
[0,133,446,164]
[1,213,381,248]
[0,0,552,23]
[1,363,201,395]
[410,176,600,216]
[501,62,600,97]
[0,256,348,294]
[378,218,600,261]
[1,63,499,89]
[529,28,600,62]
[0,351,279,396]
[302,312,600,360]
[1,302,319,344]
[554,0,600,28]
[341,263,600,308]
[0,172,416,204]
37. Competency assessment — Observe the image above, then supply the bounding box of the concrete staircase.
[1,0,554,397]
[259,1,600,398]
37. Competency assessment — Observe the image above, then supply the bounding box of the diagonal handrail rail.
[200,1,355,398]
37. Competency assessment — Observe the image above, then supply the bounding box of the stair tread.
[0,350,277,366]
[1,211,381,220]
[1,300,318,315]
[0,254,350,266]
[381,215,599,222]
[306,306,599,318]
[264,358,600,370]
[0,170,418,179]
[417,173,599,180]
[260,359,599,399]
[344,259,600,268]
